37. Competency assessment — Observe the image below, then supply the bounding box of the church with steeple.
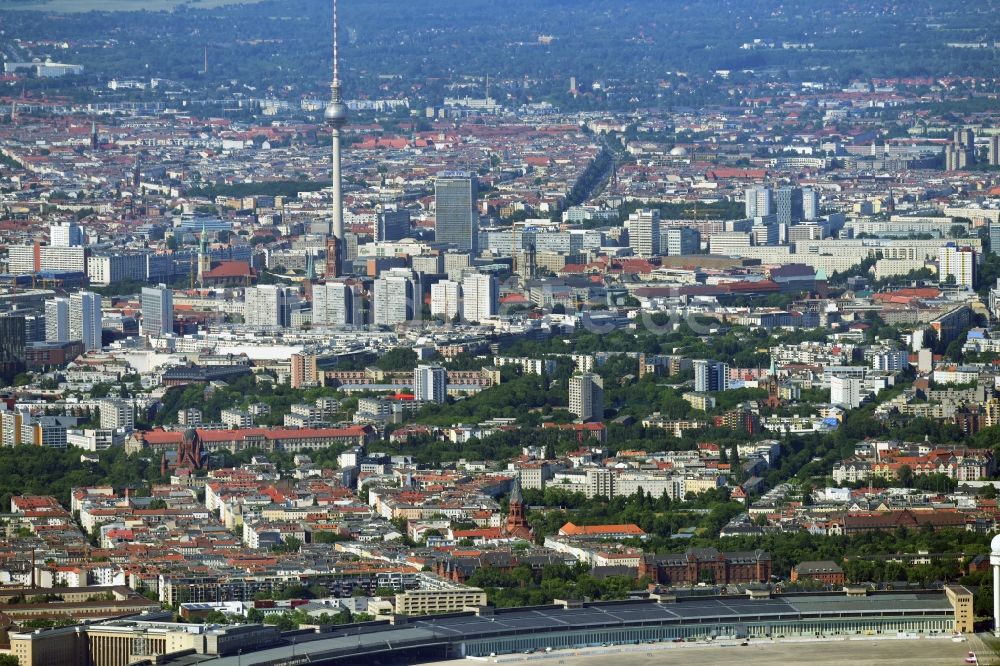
[503,476,534,541]
[195,222,255,288]
[196,222,212,286]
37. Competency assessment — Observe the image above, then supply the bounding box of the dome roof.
[992,533,1000,554]
[669,146,688,157]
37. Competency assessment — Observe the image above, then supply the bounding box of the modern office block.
[745,186,772,218]
[694,359,728,393]
[435,172,478,253]
[140,284,173,336]
[70,291,102,352]
[45,297,70,343]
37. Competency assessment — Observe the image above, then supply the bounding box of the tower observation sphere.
[325,100,348,127]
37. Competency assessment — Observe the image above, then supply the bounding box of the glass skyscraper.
[434,171,478,253]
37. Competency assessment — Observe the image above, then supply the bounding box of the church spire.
[197,221,211,287]
[505,475,531,538]
[510,474,524,507]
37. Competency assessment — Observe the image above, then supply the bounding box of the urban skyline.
[0,1,999,665]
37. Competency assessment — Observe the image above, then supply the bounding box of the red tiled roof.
[559,522,645,537]
[141,426,371,445]
[204,261,254,279]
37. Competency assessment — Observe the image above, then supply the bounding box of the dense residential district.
[11,3,1000,665]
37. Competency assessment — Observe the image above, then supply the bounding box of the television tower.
[324,0,348,277]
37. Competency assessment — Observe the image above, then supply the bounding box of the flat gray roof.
[198,593,955,665]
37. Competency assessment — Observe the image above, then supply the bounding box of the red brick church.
[504,476,533,541]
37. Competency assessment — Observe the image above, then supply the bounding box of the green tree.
[897,465,914,488]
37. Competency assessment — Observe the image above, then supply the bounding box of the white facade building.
[45,297,70,343]
[140,284,173,337]
[745,186,772,218]
[831,375,864,409]
[50,222,83,247]
[569,373,604,421]
[373,269,416,326]
[244,286,292,328]
[414,365,447,404]
[938,244,977,289]
[312,281,361,327]
[69,291,102,351]
[461,273,498,322]
[431,279,462,321]
[628,209,661,258]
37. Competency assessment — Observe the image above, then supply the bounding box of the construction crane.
[683,202,705,221]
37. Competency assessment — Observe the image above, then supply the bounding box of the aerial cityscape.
[5,0,1000,664]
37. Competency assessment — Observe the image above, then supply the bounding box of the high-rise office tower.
[694,359,728,392]
[373,269,416,326]
[802,188,819,221]
[244,285,293,328]
[141,284,173,337]
[569,373,604,422]
[50,221,83,247]
[430,279,462,320]
[775,186,804,226]
[745,186,772,218]
[313,281,361,327]
[990,224,1000,255]
[0,314,27,383]
[22,314,44,343]
[435,171,478,253]
[45,297,70,343]
[325,0,349,276]
[628,209,661,258]
[414,365,447,404]
[376,208,411,242]
[990,135,1000,167]
[69,291,102,351]
[461,273,498,323]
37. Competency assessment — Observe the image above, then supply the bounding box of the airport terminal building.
[6,586,974,665]
[160,586,971,665]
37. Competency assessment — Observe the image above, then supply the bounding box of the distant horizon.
[0,0,268,11]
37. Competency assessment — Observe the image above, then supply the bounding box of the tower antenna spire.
[332,0,340,92]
